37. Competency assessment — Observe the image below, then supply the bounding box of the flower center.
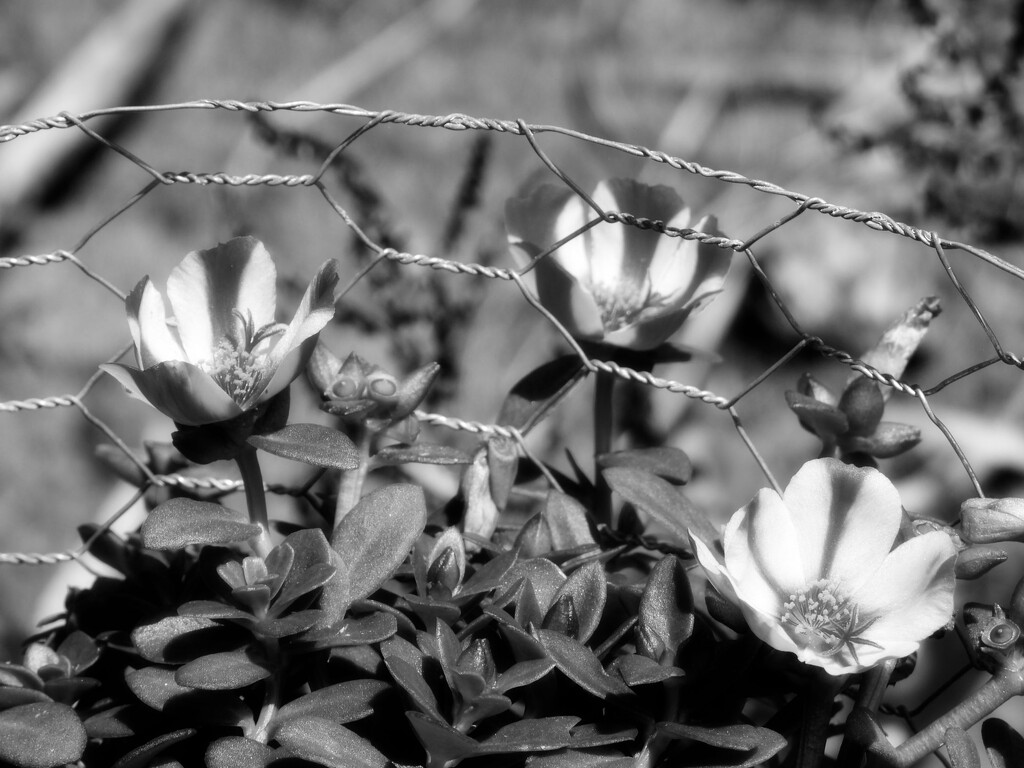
[781,578,879,661]
[201,310,287,406]
[590,282,670,333]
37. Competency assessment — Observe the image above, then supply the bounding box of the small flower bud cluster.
[307,343,439,440]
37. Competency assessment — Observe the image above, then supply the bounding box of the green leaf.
[494,658,556,694]
[82,705,135,739]
[372,443,473,466]
[608,653,684,686]
[598,447,692,484]
[300,613,398,650]
[498,355,588,432]
[112,728,195,768]
[407,712,479,766]
[603,466,717,546]
[324,484,427,619]
[637,555,694,663]
[382,654,444,723]
[983,718,1024,768]
[205,736,275,768]
[276,679,390,727]
[458,549,518,597]
[477,716,578,753]
[142,498,261,550]
[273,528,335,613]
[178,600,253,623]
[543,491,596,549]
[174,648,270,691]
[0,702,87,768]
[656,722,786,767]
[274,716,389,768]
[248,423,360,469]
[533,629,631,698]
[526,748,634,768]
[131,616,236,664]
[124,667,248,725]
[946,727,981,768]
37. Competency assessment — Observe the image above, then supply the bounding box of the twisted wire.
[0,98,1019,567]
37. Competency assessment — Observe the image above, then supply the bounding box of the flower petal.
[532,248,605,340]
[550,194,596,286]
[125,277,186,369]
[674,214,731,310]
[100,361,244,426]
[737,493,806,606]
[691,530,802,661]
[781,459,901,591]
[166,236,278,364]
[257,259,339,406]
[505,184,577,268]
[582,181,630,296]
[853,530,957,644]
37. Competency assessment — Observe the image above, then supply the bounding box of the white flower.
[691,458,957,675]
[506,178,729,350]
[101,236,337,426]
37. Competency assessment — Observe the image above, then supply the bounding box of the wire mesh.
[1,98,1020,566]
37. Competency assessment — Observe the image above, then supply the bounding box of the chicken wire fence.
[0,98,1021,566]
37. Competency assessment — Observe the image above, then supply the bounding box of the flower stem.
[885,668,1024,767]
[252,637,282,744]
[236,446,272,559]
[335,426,372,528]
[795,671,844,768]
[593,370,615,527]
[836,659,895,768]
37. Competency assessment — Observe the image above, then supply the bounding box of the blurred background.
[2,0,1024,759]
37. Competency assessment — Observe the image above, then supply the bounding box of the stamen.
[781,578,877,660]
[200,317,286,406]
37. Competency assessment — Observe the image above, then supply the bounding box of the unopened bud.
[457,638,496,687]
[460,447,499,549]
[955,545,1008,580]
[858,296,941,392]
[427,546,463,599]
[542,593,580,639]
[838,377,885,436]
[486,436,518,512]
[306,342,344,394]
[960,497,1024,544]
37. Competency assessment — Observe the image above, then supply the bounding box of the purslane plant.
[2,222,1023,768]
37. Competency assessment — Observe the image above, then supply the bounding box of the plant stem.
[886,668,1024,767]
[252,637,282,743]
[236,446,272,559]
[593,370,615,527]
[836,659,895,768]
[795,671,844,768]
[335,425,372,528]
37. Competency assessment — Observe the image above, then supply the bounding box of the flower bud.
[542,593,580,639]
[858,296,941,389]
[456,638,496,687]
[427,546,463,599]
[838,377,885,436]
[487,436,519,512]
[785,390,848,440]
[460,446,500,549]
[954,545,1008,580]
[960,497,1024,544]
